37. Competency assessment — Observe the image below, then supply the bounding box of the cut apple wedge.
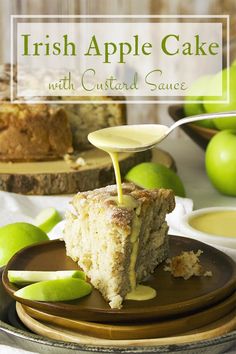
[14,278,92,302]
[35,207,62,233]
[8,270,86,285]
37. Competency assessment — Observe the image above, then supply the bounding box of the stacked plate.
[2,236,236,346]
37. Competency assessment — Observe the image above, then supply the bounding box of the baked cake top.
[71,183,175,229]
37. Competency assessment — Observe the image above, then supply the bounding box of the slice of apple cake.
[63,183,175,309]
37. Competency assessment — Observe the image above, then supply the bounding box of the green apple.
[231,59,236,67]
[125,162,185,197]
[0,223,49,267]
[204,66,236,130]
[8,270,86,285]
[14,278,92,301]
[205,130,236,196]
[35,207,62,233]
[184,75,216,129]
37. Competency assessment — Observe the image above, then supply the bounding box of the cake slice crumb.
[164,250,212,280]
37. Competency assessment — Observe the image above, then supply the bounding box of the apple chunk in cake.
[63,183,175,309]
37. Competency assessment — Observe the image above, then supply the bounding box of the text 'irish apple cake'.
[63,183,175,309]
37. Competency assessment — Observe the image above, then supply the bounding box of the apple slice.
[35,208,62,233]
[8,270,86,285]
[14,278,92,302]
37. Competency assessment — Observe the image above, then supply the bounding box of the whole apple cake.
[0,64,126,161]
[0,103,73,161]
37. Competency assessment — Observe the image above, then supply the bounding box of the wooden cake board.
[0,148,175,195]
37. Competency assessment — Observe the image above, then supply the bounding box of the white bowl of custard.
[180,207,236,249]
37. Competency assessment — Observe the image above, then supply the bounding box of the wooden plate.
[168,105,218,150]
[21,290,236,340]
[16,302,236,346]
[3,236,236,323]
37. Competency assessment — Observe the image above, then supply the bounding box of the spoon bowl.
[88,124,169,153]
[88,111,236,153]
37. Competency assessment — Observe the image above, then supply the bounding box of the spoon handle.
[168,111,236,134]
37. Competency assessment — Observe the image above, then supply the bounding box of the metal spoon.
[88,111,236,153]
